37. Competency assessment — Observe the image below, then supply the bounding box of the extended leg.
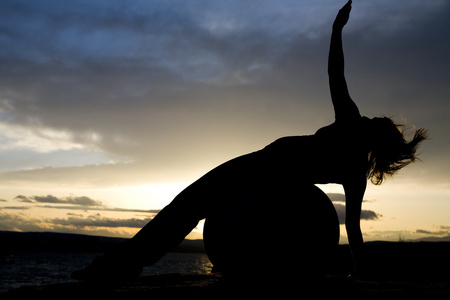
[71,151,266,281]
[70,196,204,281]
[126,200,204,266]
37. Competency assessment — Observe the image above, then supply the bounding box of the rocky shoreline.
[1,272,449,299]
[2,235,450,299]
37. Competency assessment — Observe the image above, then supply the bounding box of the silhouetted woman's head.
[367,117,427,185]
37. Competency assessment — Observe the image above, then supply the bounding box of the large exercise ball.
[203,184,339,279]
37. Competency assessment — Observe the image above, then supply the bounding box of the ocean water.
[0,252,213,294]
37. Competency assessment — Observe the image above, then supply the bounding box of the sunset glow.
[0,0,449,243]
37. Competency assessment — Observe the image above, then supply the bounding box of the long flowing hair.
[367,117,427,185]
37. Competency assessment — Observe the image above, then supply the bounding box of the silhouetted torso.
[261,116,370,186]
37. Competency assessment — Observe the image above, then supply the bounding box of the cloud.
[414,226,450,237]
[361,226,450,242]
[0,0,449,242]
[67,212,84,217]
[12,193,161,214]
[327,193,377,204]
[0,122,89,153]
[14,195,33,203]
[0,0,448,190]
[326,193,346,202]
[0,206,29,210]
[0,0,336,67]
[15,194,103,206]
[0,212,48,232]
[9,195,161,216]
[333,203,381,225]
[0,163,187,188]
[51,214,152,229]
[36,205,160,214]
[0,211,152,238]
[327,193,381,224]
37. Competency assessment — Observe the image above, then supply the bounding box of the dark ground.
[1,241,449,299]
[1,271,449,299]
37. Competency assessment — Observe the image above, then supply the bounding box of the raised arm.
[328,1,360,121]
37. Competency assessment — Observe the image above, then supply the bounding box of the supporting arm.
[344,177,367,275]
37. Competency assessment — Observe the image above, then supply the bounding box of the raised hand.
[333,0,352,30]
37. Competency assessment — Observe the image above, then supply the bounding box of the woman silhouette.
[72,0,426,280]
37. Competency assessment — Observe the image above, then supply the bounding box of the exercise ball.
[203,184,339,279]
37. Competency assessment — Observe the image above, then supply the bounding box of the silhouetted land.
[1,231,450,298]
[0,231,205,255]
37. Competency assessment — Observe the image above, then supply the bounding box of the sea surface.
[0,251,213,294]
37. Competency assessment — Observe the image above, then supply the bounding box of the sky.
[0,0,449,243]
